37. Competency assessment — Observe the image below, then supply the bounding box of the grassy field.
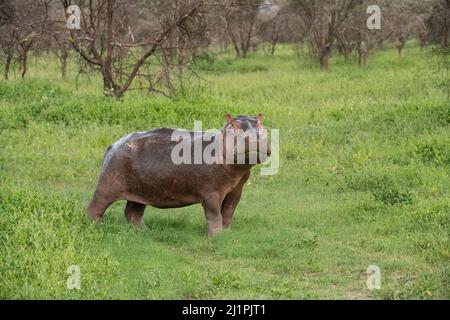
[0,44,449,299]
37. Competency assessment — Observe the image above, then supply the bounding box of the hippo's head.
[222,113,271,165]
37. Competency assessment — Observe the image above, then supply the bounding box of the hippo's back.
[103,128,175,162]
[97,128,219,207]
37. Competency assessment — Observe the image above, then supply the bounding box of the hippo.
[87,113,270,236]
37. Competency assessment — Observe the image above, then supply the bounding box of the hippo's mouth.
[245,150,270,163]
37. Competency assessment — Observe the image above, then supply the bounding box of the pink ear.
[225,113,233,123]
[256,113,263,127]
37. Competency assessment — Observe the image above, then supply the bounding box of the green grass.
[0,44,449,299]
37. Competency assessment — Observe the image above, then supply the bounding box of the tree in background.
[0,0,52,79]
[0,0,16,80]
[426,1,450,99]
[223,0,261,57]
[60,0,206,98]
[0,0,448,92]
[289,0,359,70]
[256,0,284,55]
[427,0,450,47]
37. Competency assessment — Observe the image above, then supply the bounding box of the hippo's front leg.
[202,193,223,237]
[221,186,244,229]
[221,173,249,229]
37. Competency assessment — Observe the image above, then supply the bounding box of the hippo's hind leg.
[124,201,146,228]
[87,191,115,223]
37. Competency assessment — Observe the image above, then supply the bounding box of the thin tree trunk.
[232,38,241,57]
[101,67,119,97]
[319,46,331,70]
[20,51,28,79]
[443,22,449,48]
[226,15,241,57]
[358,41,368,67]
[242,19,255,57]
[419,32,427,48]
[60,46,68,80]
[397,38,405,58]
[271,40,276,56]
[4,52,12,80]
[271,29,279,56]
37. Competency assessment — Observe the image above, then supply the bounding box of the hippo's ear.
[225,113,233,123]
[256,113,263,128]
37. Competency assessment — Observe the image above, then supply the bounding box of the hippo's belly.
[121,169,205,208]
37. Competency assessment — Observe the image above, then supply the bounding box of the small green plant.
[414,142,449,165]
[346,173,413,205]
